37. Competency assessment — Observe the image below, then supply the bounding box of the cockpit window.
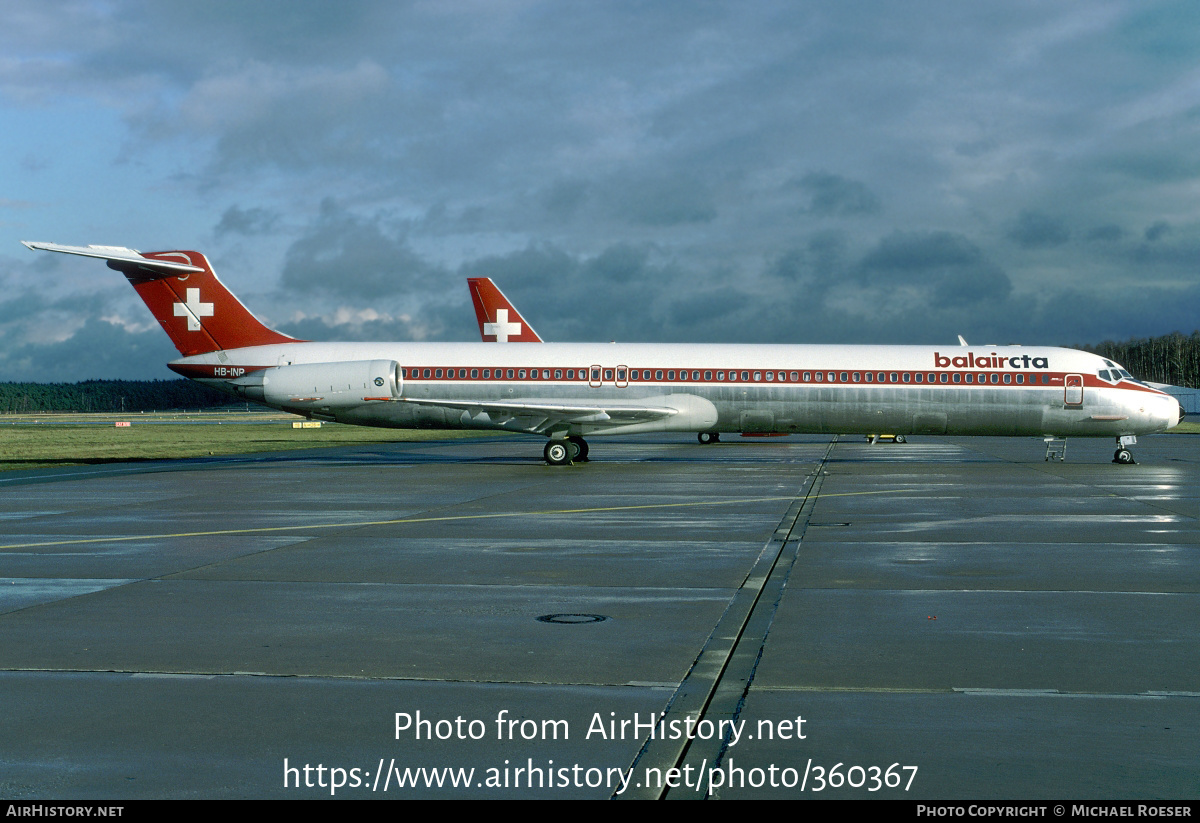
[1102,366,1144,386]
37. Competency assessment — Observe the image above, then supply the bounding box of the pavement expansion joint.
[615,438,838,800]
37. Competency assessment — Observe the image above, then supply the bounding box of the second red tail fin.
[467,277,543,342]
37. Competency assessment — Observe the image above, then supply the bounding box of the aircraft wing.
[394,395,677,430]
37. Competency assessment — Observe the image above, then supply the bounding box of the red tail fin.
[23,242,301,356]
[124,250,299,355]
[467,277,543,342]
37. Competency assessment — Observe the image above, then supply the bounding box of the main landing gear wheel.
[544,440,572,466]
[568,435,589,462]
[895,435,907,443]
[1113,448,1135,465]
[698,432,720,444]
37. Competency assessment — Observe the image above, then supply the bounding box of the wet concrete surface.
[0,433,1196,798]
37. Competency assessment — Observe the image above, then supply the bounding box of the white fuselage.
[172,341,1182,439]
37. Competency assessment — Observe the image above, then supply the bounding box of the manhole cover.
[536,613,608,624]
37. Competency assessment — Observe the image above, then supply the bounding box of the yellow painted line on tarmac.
[0,488,902,551]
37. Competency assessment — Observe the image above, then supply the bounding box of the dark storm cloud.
[280,199,447,299]
[1129,231,1200,267]
[1087,224,1125,243]
[1144,220,1171,241]
[457,244,577,292]
[541,180,591,222]
[759,234,847,311]
[1080,220,1200,272]
[1006,210,1071,249]
[0,270,128,333]
[457,243,677,342]
[0,318,177,382]
[0,291,52,324]
[1036,282,1200,346]
[858,231,1011,307]
[214,205,281,237]
[582,244,658,284]
[616,175,718,227]
[795,173,882,217]
[1097,150,1200,184]
[803,232,849,278]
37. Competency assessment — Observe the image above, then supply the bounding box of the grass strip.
[0,413,495,471]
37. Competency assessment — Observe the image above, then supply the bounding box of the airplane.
[467,277,542,342]
[22,241,1184,465]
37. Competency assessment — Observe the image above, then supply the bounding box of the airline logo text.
[934,352,1049,370]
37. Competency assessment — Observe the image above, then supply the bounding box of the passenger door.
[1064,374,1083,406]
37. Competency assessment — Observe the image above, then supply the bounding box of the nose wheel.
[1113,435,1137,465]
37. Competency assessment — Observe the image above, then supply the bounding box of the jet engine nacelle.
[237,359,402,409]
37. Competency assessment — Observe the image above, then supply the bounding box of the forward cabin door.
[1064,374,1084,406]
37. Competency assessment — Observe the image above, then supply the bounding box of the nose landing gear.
[1113,435,1137,465]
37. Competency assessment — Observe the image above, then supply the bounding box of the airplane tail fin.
[467,277,543,342]
[22,242,302,356]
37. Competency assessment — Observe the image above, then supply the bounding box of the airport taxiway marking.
[0,488,903,551]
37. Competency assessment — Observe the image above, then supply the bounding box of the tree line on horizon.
[0,330,1197,413]
[1077,330,1200,388]
[0,379,234,414]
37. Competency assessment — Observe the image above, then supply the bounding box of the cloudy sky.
[3,1,1200,381]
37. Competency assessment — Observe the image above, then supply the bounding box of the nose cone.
[1151,391,1184,430]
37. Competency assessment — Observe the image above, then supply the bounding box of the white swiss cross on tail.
[483,308,522,342]
[173,288,214,331]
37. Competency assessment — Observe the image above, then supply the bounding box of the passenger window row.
[399,367,1057,385]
